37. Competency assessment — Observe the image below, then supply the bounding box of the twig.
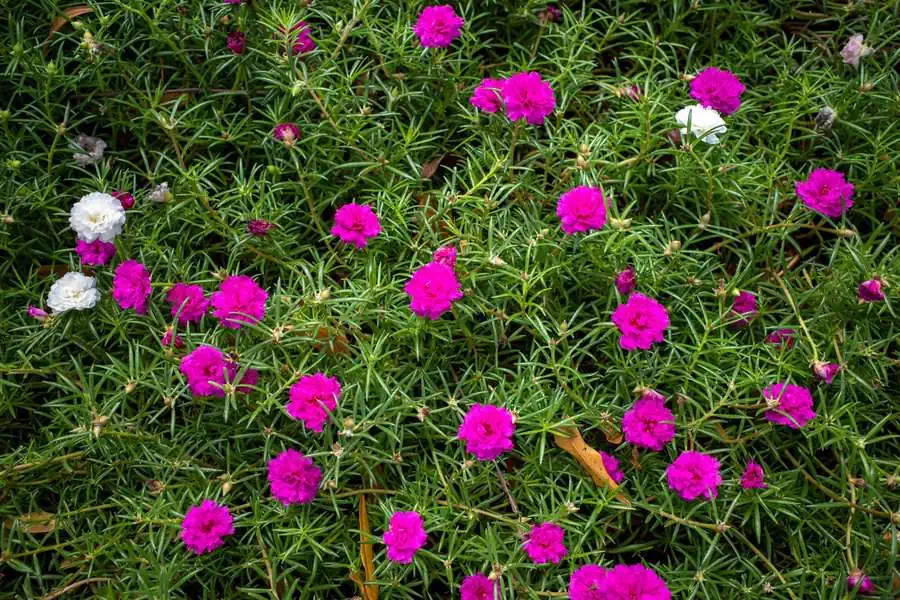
[0,452,85,478]
[771,272,819,363]
[256,530,280,600]
[495,463,519,515]
[40,577,111,600]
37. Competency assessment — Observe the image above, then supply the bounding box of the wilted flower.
[815,106,837,131]
[675,104,727,144]
[813,361,841,384]
[47,272,100,314]
[847,569,876,595]
[161,327,184,348]
[432,245,457,266]
[538,5,562,24]
[227,30,246,54]
[273,123,300,147]
[614,267,636,295]
[731,291,757,326]
[150,182,171,203]
[840,34,873,68]
[412,5,464,48]
[276,22,316,55]
[72,134,107,166]
[765,328,794,349]
[111,190,134,210]
[247,219,277,236]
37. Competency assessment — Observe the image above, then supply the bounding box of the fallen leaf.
[421,156,444,179]
[356,495,378,600]
[554,426,629,503]
[48,6,94,40]
[5,511,56,534]
[312,326,350,356]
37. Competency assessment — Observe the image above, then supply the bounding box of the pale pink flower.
[840,34,873,68]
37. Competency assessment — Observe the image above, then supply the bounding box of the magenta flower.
[111,190,134,210]
[331,203,382,248]
[557,185,607,234]
[180,345,255,397]
[460,574,496,600]
[469,78,505,113]
[286,373,341,432]
[568,564,607,600]
[210,275,267,329]
[432,245,457,266]
[765,328,794,349]
[457,403,515,461]
[383,511,427,564]
[267,449,322,506]
[763,383,816,429]
[75,239,116,266]
[166,283,209,325]
[112,260,152,314]
[795,168,855,218]
[740,461,767,489]
[161,327,184,348]
[27,306,49,321]
[666,451,722,501]
[731,291,757,326]
[247,219,277,236]
[600,451,625,483]
[858,278,885,302]
[622,84,643,102]
[180,500,234,554]
[501,72,556,125]
[689,67,745,115]
[539,5,562,24]
[614,266,636,295]
[847,569,876,595]
[412,5,464,48]
[227,30,246,54]
[813,361,841,384]
[223,0,241,4]
[622,391,675,451]
[273,123,301,146]
[277,22,316,55]
[405,261,463,319]
[598,564,671,600]
[523,523,567,564]
[611,293,670,351]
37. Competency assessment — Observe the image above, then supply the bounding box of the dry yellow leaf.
[554,426,629,503]
[355,495,378,600]
[5,511,57,534]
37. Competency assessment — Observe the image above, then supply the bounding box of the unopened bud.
[699,212,711,230]
[124,380,136,394]
[664,239,682,256]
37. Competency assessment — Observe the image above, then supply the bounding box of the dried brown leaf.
[554,426,629,503]
[357,495,378,600]
[6,511,57,534]
[421,156,444,179]
[48,6,94,40]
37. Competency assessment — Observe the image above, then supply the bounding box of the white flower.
[47,272,100,313]
[840,34,873,68]
[150,182,170,203]
[675,104,727,145]
[69,192,126,242]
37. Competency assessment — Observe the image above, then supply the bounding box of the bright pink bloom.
[405,261,463,319]
[412,5,464,48]
[179,345,255,397]
[557,186,607,234]
[286,373,341,432]
[111,190,134,209]
[227,30,246,54]
[27,306,48,321]
[75,239,116,266]
[569,564,607,600]
[161,327,184,348]
[457,404,515,461]
[763,383,816,429]
[432,245,457,266]
[273,123,301,146]
[248,219,277,236]
[331,203,382,248]
[597,564,671,600]
[740,462,767,489]
[765,328,794,349]
[614,267,636,295]
[523,523,567,564]
[223,0,241,4]
[501,72,556,125]
[858,279,885,302]
[666,451,722,501]
[460,573,496,600]
[470,78,505,113]
[383,511,427,564]
[622,391,675,451]
[731,291,757,326]
[611,293,670,351]
[795,168,855,218]
[276,22,316,55]
[847,569,876,595]
[180,500,234,554]
[267,449,322,505]
[210,275,267,329]
[813,361,841,384]
[600,451,624,483]
[112,260,152,314]
[689,67,745,115]
[166,283,209,325]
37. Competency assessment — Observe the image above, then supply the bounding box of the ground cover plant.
[1,0,899,598]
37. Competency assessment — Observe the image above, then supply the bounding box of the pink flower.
[286,373,341,432]
[763,383,816,429]
[248,219,277,236]
[731,291,757,326]
[765,328,794,349]
[813,361,841,384]
[161,327,184,348]
[432,245,457,266]
[523,523,567,564]
[539,5,562,24]
[469,78,505,113]
[795,168,855,218]
[179,345,255,397]
[666,451,723,501]
[75,239,116,266]
[412,5,464,48]
[383,511,427,564]
[277,22,316,55]
[840,34,873,68]
[847,569,876,595]
[460,574,496,600]
[689,67,745,115]
[112,260,152,314]
[111,190,134,210]
[501,72,556,125]
[557,186,607,234]
[224,0,242,4]
[267,449,322,505]
[166,283,209,325]
[27,306,48,321]
[331,203,382,248]
[180,500,234,554]
[273,123,301,146]
[404,261,463,319]
[568,564,607,600]
[597,564,671,600]
[858,278,885,302]
[740,461,767,489]
[210,275,267,329]
[600,451,624,483]
[611,293,670,351]
[621,84,643,102]
[227,30,246,54]
[457,404,515,461]
[614,267,636,295]
[622,391,675,451]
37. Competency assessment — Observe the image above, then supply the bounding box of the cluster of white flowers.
[47,272,100,313]
[675,104,727,145]
[69,191,126,243]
